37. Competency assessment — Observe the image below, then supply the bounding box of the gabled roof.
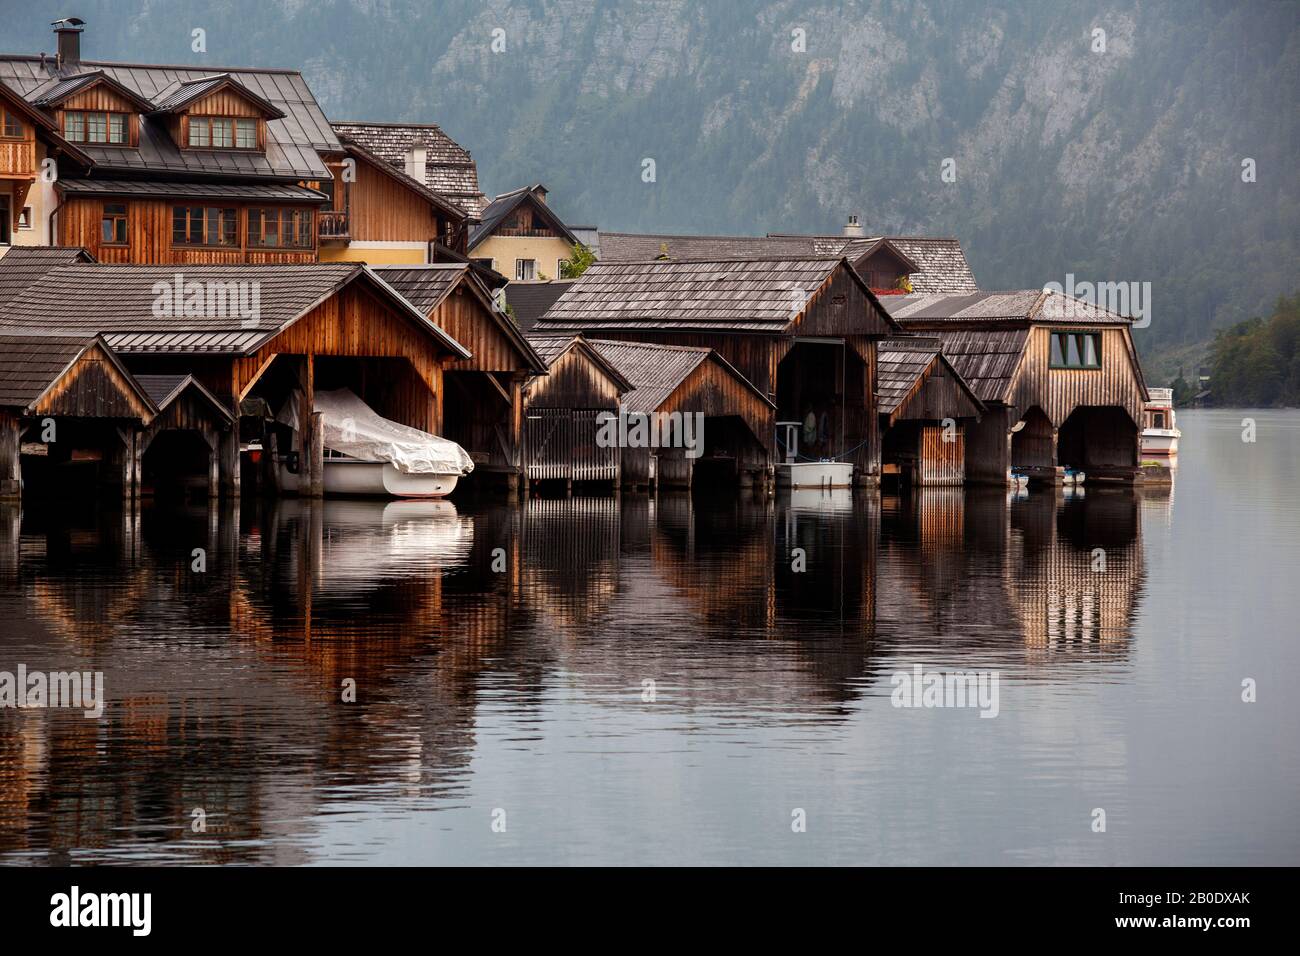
[373,264,545,373]
[340,140,468,223]
[469,185,578,249]
[331,120,487,217]
[0,332,155,417]
[0,263,470,358]
[534,257,899,335]
[0,246,96,309]
[598,231,979,294]
[584,338,775,414]
[921,328,1032,404]
[523,332,634,393]
[505,280,576,331]
[881,290,1134,326]
[877,336,984,420]
[149,73,286,118]
[0,57,337,179]
[0,80,93,165]
[134,373,235,424]
[26,69,157,113]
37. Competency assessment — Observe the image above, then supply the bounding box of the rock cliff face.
[11,0,1297,367]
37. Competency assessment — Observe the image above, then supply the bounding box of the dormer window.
[188,116,258,150]
[63,110,129,145]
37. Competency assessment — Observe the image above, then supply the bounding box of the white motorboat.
[1141,387,1181,458]
[319,454,462,498]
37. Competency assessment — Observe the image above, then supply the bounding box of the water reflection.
[0,482,1145,863]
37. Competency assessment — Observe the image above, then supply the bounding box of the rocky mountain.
[3,0,1297,377]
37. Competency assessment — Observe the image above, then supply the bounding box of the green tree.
[560,243,596,279]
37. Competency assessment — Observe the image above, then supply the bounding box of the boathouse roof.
[134,374,236,424]
[505,280,575,331]
[524,333,635,393]
[584,338,774,414]
[0,263,470,358]
[597,232,978,294]
[0,333,155,418]
[877,337,984,421]
[881,290,1134,326]
[534,257,898,335]
[374,264,547,373]
[0,247,96,310]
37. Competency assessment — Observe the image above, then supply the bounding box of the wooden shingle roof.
[535,257,877,334]
[598,232,980,294]
[0,246,95,310]
[331,121,487,217]
[0,263,470,358]
[877,336,984,419]
[134,373,235,423]
[922,328,1031,404]
[585,338,773,414]
[0,333,154,416]
[523,332,634,392]
[469,185,578,250]
[882,290,1134,326]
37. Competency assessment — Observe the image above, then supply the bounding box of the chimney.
[404,144,427,184]
[52,17,85,67]
[841,214,865,238]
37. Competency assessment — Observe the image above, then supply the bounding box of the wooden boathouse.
[877,337,984,486]
[0,333,156,499]
[522,333,631,489]
[531,257,900,486]
[0,259,470,498]
[374,264,548,491]
[881,291,1149,484]
[583,338,777,491]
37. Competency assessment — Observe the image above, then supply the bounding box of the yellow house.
[468,184,580,282]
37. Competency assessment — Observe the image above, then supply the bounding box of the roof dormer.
[29,70,153,148]
[150,74,286,153]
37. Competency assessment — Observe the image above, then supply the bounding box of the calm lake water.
[1,408,1297,865]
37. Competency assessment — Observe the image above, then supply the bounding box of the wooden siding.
[919,425,964,485]
[339,155,442,244]
[59,197,317,264]
[55,85,141,147]
[1009,326,1145,428]
[231,282,448,432]
[29,342,153,420]
[892,358,982,423]
[525,407,618,480]
[433,287,524,373]
[0,139,36,179]
[526,345,622,410]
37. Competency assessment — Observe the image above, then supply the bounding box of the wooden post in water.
[307,411,324,498]
[0,411,21,500]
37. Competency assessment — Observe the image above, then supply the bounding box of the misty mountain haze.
[1,0,1296,377]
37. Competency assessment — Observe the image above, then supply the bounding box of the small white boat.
[278,388,473,499]
[776,460,855,490]
[1141,387,1181,457]
[321,455,461,498]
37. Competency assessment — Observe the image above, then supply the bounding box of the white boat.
[278,388,473,499]
[1141,387,1181,457]
[776,460,855,490]
[321,454,462,498]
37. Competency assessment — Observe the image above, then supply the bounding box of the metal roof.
[881,290,1133,325]
[504,280,575,331]
[150,73,286,118]
[56,179,328,202]
[0,57,339,179]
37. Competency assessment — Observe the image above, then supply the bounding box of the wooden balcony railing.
[318,209,350,241]
[0,140,36,179]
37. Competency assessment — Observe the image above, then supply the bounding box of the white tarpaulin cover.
[295,388,474,476]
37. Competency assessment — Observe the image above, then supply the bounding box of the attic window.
[1049,330,1101,369]
[189,116,258,150]
[63,110,128,144]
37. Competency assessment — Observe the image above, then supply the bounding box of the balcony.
[318,209,349,242]
[0,139,36,180]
